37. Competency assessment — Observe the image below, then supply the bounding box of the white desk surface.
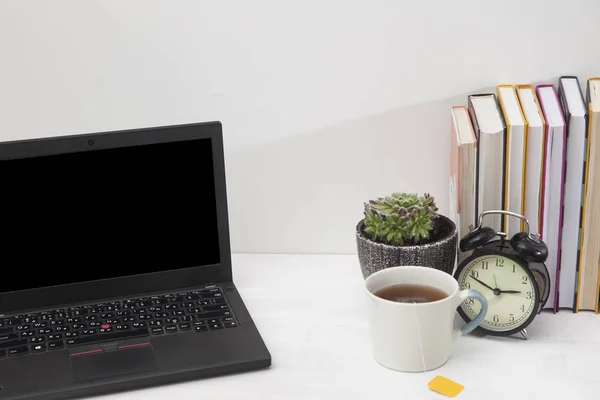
[101,254,600,400]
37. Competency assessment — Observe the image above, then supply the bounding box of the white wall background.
[2,0,600,255]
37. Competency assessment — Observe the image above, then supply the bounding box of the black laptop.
[0,122,271,399]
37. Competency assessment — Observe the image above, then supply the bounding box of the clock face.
[457,254,537,333]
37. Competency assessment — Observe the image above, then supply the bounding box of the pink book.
[535,84,567,313]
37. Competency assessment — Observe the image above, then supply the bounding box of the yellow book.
[577,77,600,313]
[497,85,528,235]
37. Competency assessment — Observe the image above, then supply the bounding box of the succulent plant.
[363,192,439,246]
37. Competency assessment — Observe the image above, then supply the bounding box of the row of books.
[449,76,600,313]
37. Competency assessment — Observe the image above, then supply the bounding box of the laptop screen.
[1,137,221,294]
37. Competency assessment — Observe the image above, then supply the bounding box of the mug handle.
[456,289,488,336]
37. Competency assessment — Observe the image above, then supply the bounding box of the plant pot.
[356,214,457,279]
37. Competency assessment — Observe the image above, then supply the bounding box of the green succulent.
[363,192,439,246]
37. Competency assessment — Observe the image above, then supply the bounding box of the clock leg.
[519,329,529,340]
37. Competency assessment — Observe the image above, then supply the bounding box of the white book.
[450,106,478,270]
[468,94,506,233]
[557,77,587,310]
[497,86,526,237]
[536,85,567,312]
[450,106,478,240]
[516,85,546,236]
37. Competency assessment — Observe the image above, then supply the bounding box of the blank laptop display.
[1,137,220,294]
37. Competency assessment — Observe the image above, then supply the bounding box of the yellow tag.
[428,376,464,397]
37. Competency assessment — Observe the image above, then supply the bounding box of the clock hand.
[493,274,498,288]
[471,276,494,291]
[498,290,522,294]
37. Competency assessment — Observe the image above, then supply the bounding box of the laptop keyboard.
[0,287,237,358]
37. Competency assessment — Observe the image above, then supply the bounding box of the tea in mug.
[374,283,448,304]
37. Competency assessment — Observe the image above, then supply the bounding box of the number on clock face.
[458,255,536,332]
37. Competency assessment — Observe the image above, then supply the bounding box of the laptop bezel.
[0,121,233,315]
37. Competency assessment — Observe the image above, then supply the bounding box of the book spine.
[467,98,481,221]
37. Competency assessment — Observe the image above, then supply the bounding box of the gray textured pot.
[356,214,457,279]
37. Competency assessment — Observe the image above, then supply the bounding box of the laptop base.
[0,283,271,400]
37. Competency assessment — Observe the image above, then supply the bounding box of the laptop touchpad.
[70,346,158,382]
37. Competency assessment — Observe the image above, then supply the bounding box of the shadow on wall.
[225,78,561,255]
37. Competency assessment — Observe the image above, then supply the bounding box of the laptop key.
[224,321,238,328]
[199,310,231,319]
[165,325,178,333]
[179,323,191,331]
[31,343,46,353]
[0,338,28,350]
[0,333,18,342]
[194,325,208,333]
[66,328,149,347]
[151,327,164,335]
[8,346,29,357]
[204,304,229,312]
[48,340,64,350]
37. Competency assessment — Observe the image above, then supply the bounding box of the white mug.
[364,266,488,372]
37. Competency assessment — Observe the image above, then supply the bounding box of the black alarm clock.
[454,210,550,339]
